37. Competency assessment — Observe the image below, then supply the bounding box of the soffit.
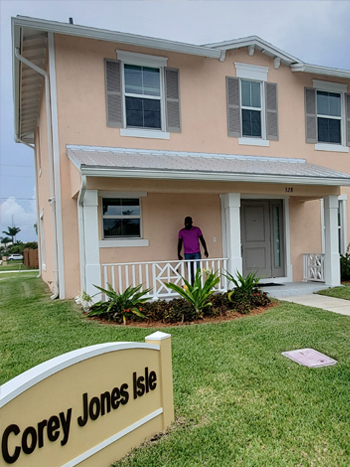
[66,145,350,186]
[14,26,48,143]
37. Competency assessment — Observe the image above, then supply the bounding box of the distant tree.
[34,223,38,235]
[2,226,21,244]
[0,236,11,247]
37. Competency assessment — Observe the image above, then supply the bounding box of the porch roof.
[67,145,350,186]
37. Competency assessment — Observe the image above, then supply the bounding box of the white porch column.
[220,193,242,275]
[83,190,101,299]
[324,196,341,287]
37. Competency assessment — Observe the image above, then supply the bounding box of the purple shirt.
[179,226,202,254]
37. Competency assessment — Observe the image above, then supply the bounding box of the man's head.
[184,216,193,230]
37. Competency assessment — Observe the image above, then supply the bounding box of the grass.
[2,274,350,466]
[0,261,30,272]
[317,283,350,301]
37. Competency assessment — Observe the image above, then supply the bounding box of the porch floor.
[263,282,329,298]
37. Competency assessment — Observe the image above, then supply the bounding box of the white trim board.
[0,342,159,407]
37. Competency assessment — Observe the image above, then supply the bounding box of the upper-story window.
[124,65,162,130]
[305,80,350,152]
[316,91,341,144]
[105,51,180,139]
[241,80,262,138]
[226,63,278,147]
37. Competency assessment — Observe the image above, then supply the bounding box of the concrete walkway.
[280,294,350,316]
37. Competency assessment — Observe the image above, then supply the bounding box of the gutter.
[13,16,221,60]
[291,63,350,79]
[77,167,350,187]
[14,48,59,299]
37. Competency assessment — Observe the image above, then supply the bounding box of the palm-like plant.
[88,283,151,324]
[2,226,21,244]
[224,270,261,291]
[0,236,11,246]
[165,269,220,318]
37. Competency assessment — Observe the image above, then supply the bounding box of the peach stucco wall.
[40,33,350,297]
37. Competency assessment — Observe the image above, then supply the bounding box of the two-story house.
[11,16,350,300]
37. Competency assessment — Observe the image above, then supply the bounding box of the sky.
[1,0,350,242]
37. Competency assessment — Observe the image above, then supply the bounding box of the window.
[124,65,162,130]
[102,198,141,238]
[105,51,181,138]
[241,80,262,137]
[226,63,278,146]
[317,91,341,144]
[305,80,349,152]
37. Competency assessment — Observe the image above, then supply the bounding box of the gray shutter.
[226,77,241,137]
[104,59,123,128]
[305,87,317,143]
[265,82,278,141]
[165,68,181,133]
[346,93,350,147]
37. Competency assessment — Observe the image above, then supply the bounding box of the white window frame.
[313,80,349,153]
[235,63,270,147]
[99,192,149,248]
[117,51,170,140]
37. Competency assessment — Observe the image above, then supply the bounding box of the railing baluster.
[139,264,142,290]
[111,266,115,290]
[132,264,136,288]
[126,265,129,288]
[118,265,122,292]
[152,262,157,300]
[146,264,149,291]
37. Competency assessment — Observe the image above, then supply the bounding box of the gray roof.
[66,145,350,186]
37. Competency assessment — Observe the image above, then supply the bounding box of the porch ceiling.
[66,145,350,186]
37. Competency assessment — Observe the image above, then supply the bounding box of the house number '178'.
[285,187,293,193]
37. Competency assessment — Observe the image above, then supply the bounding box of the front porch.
[99,256,331,301]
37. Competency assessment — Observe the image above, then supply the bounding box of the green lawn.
[2,274,350,466]
[0,261,29,272]
[317,283,350,301]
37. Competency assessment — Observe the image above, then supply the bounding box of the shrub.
[88,283,150,324]
[340,244,350,282]
[165,269,221,319]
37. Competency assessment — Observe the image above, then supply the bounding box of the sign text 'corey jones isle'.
[2,367,157,464]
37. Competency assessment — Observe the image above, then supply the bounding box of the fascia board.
[291,63,350,79]
[205,36,300,65]
[12,20,21,140]
[12,17,221,59]
[79,167,350,186]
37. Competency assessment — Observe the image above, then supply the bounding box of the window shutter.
[104,59,123,128]
[265,82,278,141]
[346,93,350,147]
[226,77,241,137]
[305,87,317,143]
[165,68,181,133]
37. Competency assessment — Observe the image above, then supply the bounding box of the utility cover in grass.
[282,348,337,368]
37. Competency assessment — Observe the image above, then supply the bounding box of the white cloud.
[0,191,37,242]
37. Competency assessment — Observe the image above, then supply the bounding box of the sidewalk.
[280,294,350,316]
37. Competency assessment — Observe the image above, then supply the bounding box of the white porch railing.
[302,253,325,282]
[101,258,228,300]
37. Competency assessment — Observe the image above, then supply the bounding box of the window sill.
[99,239,149,248]
[239,137,270,147]
[120,128,170,140]
[315,143,349,153]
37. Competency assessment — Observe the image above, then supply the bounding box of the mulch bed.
[86,302,278,328]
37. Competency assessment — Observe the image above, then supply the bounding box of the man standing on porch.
[178,217,209,284]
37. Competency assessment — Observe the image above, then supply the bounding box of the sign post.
[1,332,174,467]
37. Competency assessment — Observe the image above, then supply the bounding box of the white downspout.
[15,48,59,298]
[78,175,87,293]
